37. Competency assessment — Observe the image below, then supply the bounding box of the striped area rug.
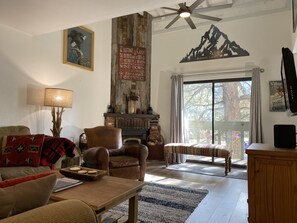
[108,182,208,223]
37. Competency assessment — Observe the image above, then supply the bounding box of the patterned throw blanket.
[40,136,75,169]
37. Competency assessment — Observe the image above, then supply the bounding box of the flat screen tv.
[281,47,297,116]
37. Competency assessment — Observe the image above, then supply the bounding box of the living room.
[0,0,296,222]
[0,0,294,143]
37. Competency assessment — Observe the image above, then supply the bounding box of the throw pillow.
[0,172,56,219]
[0,166,51,180]
[0,171,54,188]
[0,134,45,167]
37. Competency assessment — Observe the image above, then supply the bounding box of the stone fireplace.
[106,13,164,160]
[104,113,159,145]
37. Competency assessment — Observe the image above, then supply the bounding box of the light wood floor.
[145,161,248,223]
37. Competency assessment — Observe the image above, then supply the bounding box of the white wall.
[0,20,112,143]
[0,10,295,146]
[151,10,296,145]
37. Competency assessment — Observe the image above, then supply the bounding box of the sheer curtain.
[170,74,186,163]
[249,68,263,144]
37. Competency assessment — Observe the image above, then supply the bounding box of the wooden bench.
[164,143,232,175]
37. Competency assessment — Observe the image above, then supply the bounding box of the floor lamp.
[44,88,73,137]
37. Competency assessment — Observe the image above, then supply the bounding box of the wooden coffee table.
[50,175,144,223]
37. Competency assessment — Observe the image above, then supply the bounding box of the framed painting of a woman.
[63,26,94,71]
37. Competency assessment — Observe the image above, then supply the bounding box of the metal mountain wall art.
[180,25,249,63]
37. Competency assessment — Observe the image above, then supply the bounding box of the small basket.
[59,166,106,181]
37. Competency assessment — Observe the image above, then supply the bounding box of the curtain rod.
[182,67,265,77]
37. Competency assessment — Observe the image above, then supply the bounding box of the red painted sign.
[119,45,146,81]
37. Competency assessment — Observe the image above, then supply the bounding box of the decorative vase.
[128,100,136,114]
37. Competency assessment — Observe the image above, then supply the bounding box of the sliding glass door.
[184,78,251,161]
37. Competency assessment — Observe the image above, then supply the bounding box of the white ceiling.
[149,0,290,33]
[0,0,290,36]
[0,0,181,35]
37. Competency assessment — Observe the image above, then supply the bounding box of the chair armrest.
[83,147,109,172]
[122,144,148,164]
[109,148,126,156]
[123,144,148,181]
[0,199,98,223]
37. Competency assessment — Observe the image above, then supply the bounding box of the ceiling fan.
[160,0,228,29]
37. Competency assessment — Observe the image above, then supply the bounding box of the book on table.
[53,177,83,192]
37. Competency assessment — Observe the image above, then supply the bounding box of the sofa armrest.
[83,147,109,173]
[0,199,98,223]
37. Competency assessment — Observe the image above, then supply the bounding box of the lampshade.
[44,88,73,108]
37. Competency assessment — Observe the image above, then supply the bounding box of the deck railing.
[185,121,250,160]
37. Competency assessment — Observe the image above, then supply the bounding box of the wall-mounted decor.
[63,26,94,71]
[118,45,146,81]
[269,81,286,112]
[293,0,297,32]
[180,25,249,63]
[111,12,152,112]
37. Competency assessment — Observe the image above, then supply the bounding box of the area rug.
[108,182,208,223]
[166,162,247,180]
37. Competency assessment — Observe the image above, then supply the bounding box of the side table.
[147,144,164,160]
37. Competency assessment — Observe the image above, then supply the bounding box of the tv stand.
[246,143,297,223]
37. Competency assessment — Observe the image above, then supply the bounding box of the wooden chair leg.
[225,157,228,176]
[165,152,169,167]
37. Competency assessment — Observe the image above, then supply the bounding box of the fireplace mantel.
[104,113,159,129]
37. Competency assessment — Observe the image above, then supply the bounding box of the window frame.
[183,77,252,144]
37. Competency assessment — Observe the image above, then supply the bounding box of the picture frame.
[293,0,297,33]
[118,45,146,81]
[269,81,286,112]
[63,26,94,71]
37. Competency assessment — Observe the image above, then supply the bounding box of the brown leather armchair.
[82,126,148,181]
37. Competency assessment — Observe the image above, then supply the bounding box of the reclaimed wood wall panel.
[111,12,152,114]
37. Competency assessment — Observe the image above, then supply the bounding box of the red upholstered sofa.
[0,125,77,181]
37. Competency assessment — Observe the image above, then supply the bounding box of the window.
[184,78,251,161]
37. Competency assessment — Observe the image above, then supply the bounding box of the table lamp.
[44,88,73,137]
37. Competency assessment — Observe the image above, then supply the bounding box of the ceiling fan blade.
[154,12,179,19]
[189,0,204,11]
[161,7,179,12]
[185,17,196,29]
[178,3,188,11]
[191,13,222,22]
[193,3,233,12]
[165,15,180,29]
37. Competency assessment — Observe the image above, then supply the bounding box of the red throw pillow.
[0,134,45,167]
[0,171,54,188]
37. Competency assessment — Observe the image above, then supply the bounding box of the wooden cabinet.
[147,144,164,160]
[246,144,297,223]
